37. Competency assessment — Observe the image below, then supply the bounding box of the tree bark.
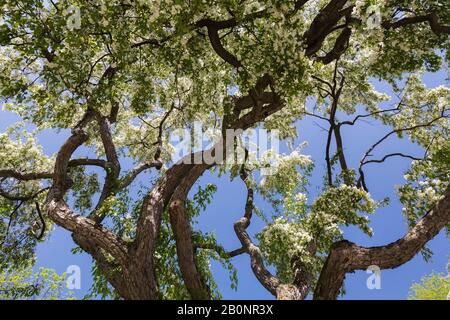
[169,164,212,299]
[314,185,450,300]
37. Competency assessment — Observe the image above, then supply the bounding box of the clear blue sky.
[0,72,448,300]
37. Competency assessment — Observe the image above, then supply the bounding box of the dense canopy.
[0,0,449,299]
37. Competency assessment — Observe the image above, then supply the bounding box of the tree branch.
[314,185,450,299]
[0,170,52,181]
[357,112,449,190]
[233,163,281,296]
[169,164,212,299]
[383,11,450,35]
[45,123,128,266]
[88,113,121,223]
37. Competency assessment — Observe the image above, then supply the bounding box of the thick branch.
[0,170,52,181]
[169,164,212,300]
[231,92,284,130]
[88,114,121,223]
[196,11,266,69]
[0,159,106,182]
[72,233,129,299]
[50,128,89,199]
[316,27,351,65]
[130,151,210,298]
[314,185,450,300]
[45,125,128,266]
[45,197,128,264]
[383,12,450,35]
[304,0,351,57]
[233,165,281,296]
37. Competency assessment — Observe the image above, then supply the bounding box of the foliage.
[0,265,73,300]
[0,0,449,299]
[257,184,382,283]
[408,270,450,300]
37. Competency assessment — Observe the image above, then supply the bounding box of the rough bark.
[169,164,212,299]
[314,185,450,300]
[383,11,450,35]
[44,127,128,265]
[72,233,130,299]
[89,114,121,223]
[2,1,449,301]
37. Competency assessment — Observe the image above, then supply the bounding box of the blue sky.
[0,72,448,300]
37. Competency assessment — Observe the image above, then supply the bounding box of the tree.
[0,0,449,300]
[408,269,450,300]
[0,265,72,300]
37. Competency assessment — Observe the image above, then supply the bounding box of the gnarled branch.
[169,164,212,299]
[314,185,450,299]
